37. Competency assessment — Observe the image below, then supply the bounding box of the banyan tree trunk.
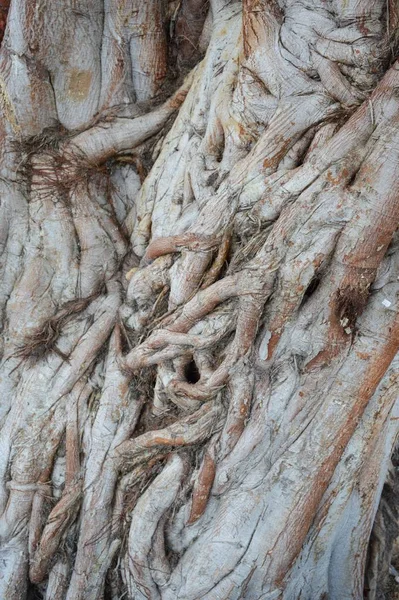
[0,0,399,598]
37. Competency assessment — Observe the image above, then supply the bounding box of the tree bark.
[0,1,398,599]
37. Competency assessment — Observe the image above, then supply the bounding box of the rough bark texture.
[0,1,398,599]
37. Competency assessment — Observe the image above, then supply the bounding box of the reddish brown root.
[306,150,399,370]
[188,437,217,524]
[201,227,232,289]
[144,232,220,262]
[116,400,225,468]
[219,364,254,460]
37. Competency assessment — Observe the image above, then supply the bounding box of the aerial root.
[123,323,231,373]
[116,400,225,470]
[167,293,263,400]
[112,458,168,539]
[144,232,220,263]
[313,52,365,107]
[124,454,187,599]
[31,382,92,590]
[200,226,232,289]
[122,140,364,399]
[305,124,399,369]
[45,557,70,600]
[28,484,52,560]
[304,278,373,372]
[14,291,101,362]
[67,69,196,164]
[153,357,205,414]
[123,261,270,405]
[169,275,239,333]
[123,57,385,340]
[121,88,383,380]
[266,227,341,360]
[124,226,232,332]
[122,274,239,373]
[188,434,218,524]
[218,362,254,461]
[29,480,82,584]
[124,255,173,331]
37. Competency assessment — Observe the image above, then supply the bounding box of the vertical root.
[125,454,187,598]
[29,481,82,584]
[218,362,254,461]
[188,434,218,524]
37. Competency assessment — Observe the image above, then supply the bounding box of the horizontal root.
[144,232,220,263]
[123,323,230,372]
[116,400,225,469]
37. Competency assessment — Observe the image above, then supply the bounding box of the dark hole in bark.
[299,273,322,307]
[306,273,322,298]
[184,358,201,383]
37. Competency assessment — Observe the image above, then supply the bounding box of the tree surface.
[0,0,399,598]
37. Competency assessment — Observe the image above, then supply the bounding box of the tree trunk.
[0,1,398,598]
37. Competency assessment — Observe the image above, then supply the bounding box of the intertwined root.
[111,63,399,562]
[1,1,398,597]
[122,54,399,397]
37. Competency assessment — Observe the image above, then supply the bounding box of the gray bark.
[0,0,398,598]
